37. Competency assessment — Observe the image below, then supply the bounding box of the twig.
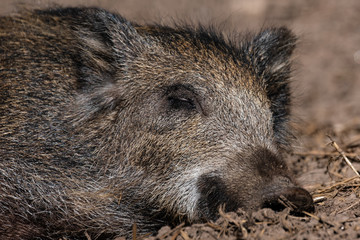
[302,211,320,221]
[132,223,137,240]
[294,151,359,158]
[84,231,92,240]
[328,136,360,177]
[278,195,296,211]
[314,176,359,194]
[180,230,192,240]
[170,230,181,240]
[337,199,360,214]
[302,211,334,227]
[157,223,185,239]
[313,196,327,204]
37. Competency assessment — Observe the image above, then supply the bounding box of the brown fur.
[0,7,313,239]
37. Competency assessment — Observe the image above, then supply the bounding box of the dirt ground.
[2,0,360,239]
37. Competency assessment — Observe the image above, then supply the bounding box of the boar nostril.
[262,187,314,213]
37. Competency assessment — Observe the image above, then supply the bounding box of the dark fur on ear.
[242,27,297,148]
[36,7,152,89]
[35,8,156,124]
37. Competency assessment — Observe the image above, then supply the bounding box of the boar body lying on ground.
[0,7,313,239]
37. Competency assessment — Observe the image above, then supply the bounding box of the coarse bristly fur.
[0,7,314,240]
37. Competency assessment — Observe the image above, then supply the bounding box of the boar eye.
[165,84,200,112]
[168,96,196,110]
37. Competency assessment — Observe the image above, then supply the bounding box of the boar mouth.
[196,174,243,221]
[261,186,314,213]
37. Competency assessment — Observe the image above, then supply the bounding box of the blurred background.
[2,0,360,132]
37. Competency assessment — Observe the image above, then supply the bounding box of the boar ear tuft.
[74,8,153,89]
[243,27,297,148]
[67,8,154,123]
[244,27,296,84]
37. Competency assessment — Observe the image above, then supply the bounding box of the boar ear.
[243,27,297,148]
[67,8,155,123]
[246,27,296,84]
[74,8,153,89]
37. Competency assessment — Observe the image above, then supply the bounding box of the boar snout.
[196,148,314,221]
[253,148,314,213]
[262,182,314,213]
[197,174,314,221]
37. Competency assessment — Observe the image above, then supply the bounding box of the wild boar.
[0,7,313,239]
